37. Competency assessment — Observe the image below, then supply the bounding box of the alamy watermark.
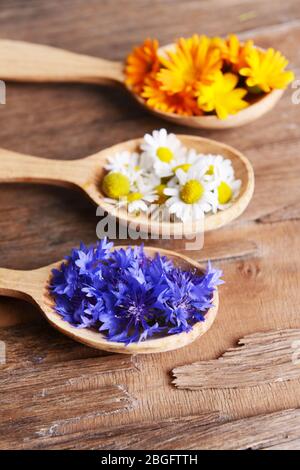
[0,340,6,364]
[0,80,6,104]
[291,79,300,105]
[96,205,205,251]
[292,340,300,365]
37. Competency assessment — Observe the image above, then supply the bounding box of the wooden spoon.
[0,247,219,354]
[0,134,254,236]
[0,39,284,129]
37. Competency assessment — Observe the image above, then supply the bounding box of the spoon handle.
[0,40,124,86]
[0,148,86,188]
[0,267,41,302]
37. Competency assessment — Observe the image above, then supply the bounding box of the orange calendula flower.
[222,34,255,71]
[125,34,294,119]
[240,48,295,92]
[157,35,222,94]
[196,72,249,120]
[142,78,201,116]
[125,39,160,93]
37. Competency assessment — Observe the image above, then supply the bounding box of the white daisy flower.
[164,164,218,222]
[201,154,241,211]
[125,189,158,214]
[102,138,241,221]
[104,177,158,215]
[171,148,203,174]
[201,154,234,182]
[135,172,160,194]
[104,151,142,185]
[102,171,131,200]
[214,177,241,211]
[140,128,185,178]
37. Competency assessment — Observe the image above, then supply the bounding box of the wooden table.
[1,0,300,450]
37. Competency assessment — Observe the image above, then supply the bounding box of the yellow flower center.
[155,184,168,205]
[134,165,141,171]
[127,192,143,203]
[206,164,214,175]
[102,172,130,199]
[173,163,191,173]
[218,181,232,204]
[156,147,174,163]
[180,179,204,204]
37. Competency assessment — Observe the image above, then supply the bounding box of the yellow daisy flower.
[142,77,202,116]
[222,34,255,71]
[240,47,295,93]
[157,35,222,94]
[125,39,160,93]
[196,72,249,120]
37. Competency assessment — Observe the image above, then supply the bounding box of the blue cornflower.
[49,238,223,343]
[99,275,162,344]
[51,261,79,298]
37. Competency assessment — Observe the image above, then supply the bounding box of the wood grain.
[173,329,300,390]
[0,0,300,450]
[192,409,300,450]
[13,409,300,450]
[9,412,224,450]
[0,384,135,450]
[0,322,137,449]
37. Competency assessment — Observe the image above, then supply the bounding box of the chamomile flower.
[172,148,202,174]
[102,172,131,199]
[202,154,234,182]
[124,189,158,214]
[214,177,241,211]
[136,172,160,194]
[140,128,185,177]
[101,129,241,220]
[104,151,143,185]
[201,154,241,211]
[154,183,169,205]
[103,189,157,215]
[106,173,158,214]
[164,164,217,222]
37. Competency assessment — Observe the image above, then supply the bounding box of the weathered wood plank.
[0,324,138,450]
[258,200,300,224]
[0,322,138,392]
[173,329,300,390]
[185,239,258,262]
[13,409,300,450]
[0,354,138,392]
[9,412,223,450]
[196,409,300,450]
[0,321,110,363]
[0,0,300,451]
[0,384,136,450]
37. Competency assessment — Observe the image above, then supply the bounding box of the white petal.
[164,187,178,196]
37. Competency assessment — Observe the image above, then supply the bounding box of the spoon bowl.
[0,247,219,354]
[0,39,284,129]
[0,134,254,236]
[133,88,284,129]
